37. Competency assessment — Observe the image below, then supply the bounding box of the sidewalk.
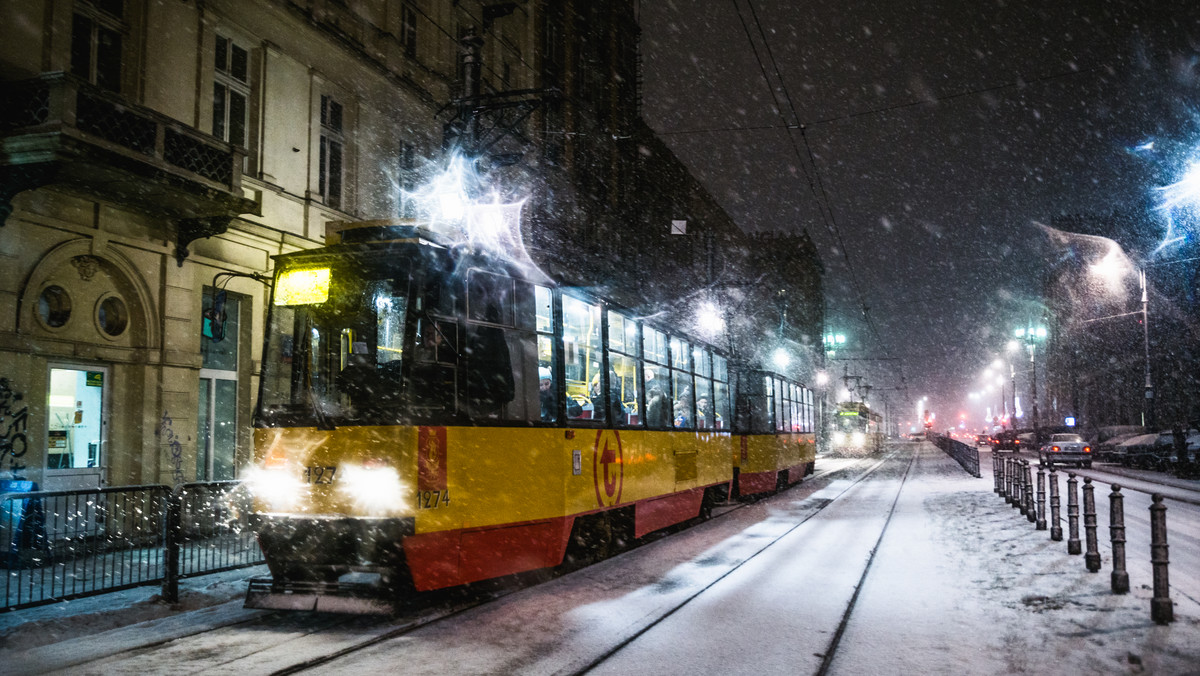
[829,446,1199,674]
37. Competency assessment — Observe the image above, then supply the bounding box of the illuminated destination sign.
[274,268,331,305]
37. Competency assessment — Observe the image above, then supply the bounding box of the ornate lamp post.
[1015,323,1047,432]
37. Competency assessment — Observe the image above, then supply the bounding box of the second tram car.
[245,220,817,611]
[830,401,883,453]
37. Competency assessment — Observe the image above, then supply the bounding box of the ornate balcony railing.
[0,72,258,262]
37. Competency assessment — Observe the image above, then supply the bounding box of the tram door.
[44,365,108,491]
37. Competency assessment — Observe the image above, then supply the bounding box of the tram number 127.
[418,490,451,509]
[304,466,337,484]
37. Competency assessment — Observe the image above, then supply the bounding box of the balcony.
[0,72,258,264]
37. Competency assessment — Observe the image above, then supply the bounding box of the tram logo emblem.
[418,426,447,491]
[592,429,624,507]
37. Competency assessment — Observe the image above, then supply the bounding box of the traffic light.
[203,290,227,342]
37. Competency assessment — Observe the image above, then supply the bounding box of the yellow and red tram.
[245,221,817,610]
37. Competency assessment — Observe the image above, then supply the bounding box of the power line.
[654,64,1105,138]
[734,0,900,384]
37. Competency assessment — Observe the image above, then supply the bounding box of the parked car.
[1115,433,1161,468]
[1038,433,1093,468]
[1094,430,1145,462]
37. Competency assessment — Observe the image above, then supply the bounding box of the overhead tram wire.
[654,64,1105,138]
[733,0,898,380]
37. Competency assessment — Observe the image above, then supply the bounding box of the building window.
[37,286,72,329]
[398,142,417,218]
[400,4,417,58]
[213,34,250,148]
[70,0,125,91]
[319,94,344,210]
[199,288,240,480]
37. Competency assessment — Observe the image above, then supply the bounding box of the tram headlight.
[245,466,308,512]
[833,431,847,445]
[338,464,410,516]
[852,431,866,446]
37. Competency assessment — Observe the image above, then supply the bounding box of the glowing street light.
[695,300,724,338]
[1087,240,1154,427]
[772,347,791,370]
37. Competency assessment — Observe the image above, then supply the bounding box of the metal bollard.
[1149,494,1173,624]
[1005,458,1014,504]
[1109,484,1128,594]
[1035,464,1047,530]
[994,452,1001,494]
[1067,472,1081,555]
[1004,457,1013,504]
[1049,468,1062,541]
[1083,478,1100,572]
[1024,461,1036,523]
[1016,460,1028,515]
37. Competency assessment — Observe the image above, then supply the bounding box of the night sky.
[640,0,1200,428]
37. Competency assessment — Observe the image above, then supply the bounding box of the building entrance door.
[44,366,108,490]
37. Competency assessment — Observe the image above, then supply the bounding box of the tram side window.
[464,269,533,420]
[670,336,693,429]
[774,377,785,433]
[642,327,671,428]
[787,384,797,433]
[563,296,602,420]
[693,348,714,430]
[606,311,640,426]
[763,375,775,435]
[536,285,557,422]
[713,355,729,430]
[805,388,814,433]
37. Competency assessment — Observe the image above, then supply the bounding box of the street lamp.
[1088,244,1154,428]
[1014,323,1047,431]
[824,332,846,358]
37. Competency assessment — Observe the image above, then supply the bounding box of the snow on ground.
[0,565,268,653]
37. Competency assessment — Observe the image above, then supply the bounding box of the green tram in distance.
[830,401,883,453]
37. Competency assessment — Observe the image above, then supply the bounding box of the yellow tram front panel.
[251,423,732,589]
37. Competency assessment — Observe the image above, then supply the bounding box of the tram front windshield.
[258,260,431,426]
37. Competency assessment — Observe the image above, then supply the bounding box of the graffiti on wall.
[0,378,29,477]
[156,410,186,486]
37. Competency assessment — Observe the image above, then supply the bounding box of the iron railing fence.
[933,435,982,478]
[1,481,263,612]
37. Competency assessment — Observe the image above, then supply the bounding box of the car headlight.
[337,464,410,516]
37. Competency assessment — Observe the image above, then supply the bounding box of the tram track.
[565,446,917,676]
[33,454,896,675]
[267,457,884,675]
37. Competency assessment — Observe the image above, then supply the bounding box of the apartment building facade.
[0,0,825,490]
